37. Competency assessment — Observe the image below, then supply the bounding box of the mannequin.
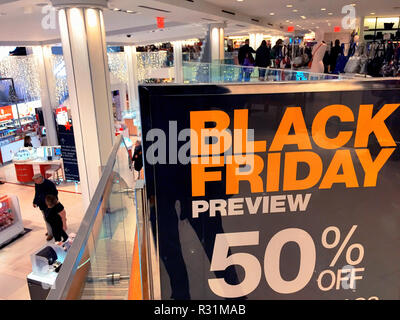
[310,41,327,73]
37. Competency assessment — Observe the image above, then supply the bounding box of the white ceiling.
[0,0,399,45]
[0,0,279,44]
[207,0,400,33]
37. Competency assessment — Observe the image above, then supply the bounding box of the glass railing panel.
[183,61,345,84]
[47,136,139,300]
[79,141,136,299]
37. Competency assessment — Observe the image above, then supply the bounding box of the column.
[209,24,225,63]
[358,16,365,43]
[125,45,139,109]
[32,45,59,146]
[173,41,183,83]
[51,0,114,209]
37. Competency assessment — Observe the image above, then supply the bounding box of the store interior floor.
[0,162,84,300]
[0,135,140,300]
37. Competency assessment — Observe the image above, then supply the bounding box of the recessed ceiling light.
[300,16,306,19]
[351,3,356,6]
[328,12,333,15]
[370,12,376,15]
[286,20,290,22]
[292,9,298,12]
[270,12,275,15]
[321,8,326,11]
[126,10,134,13]
[286,4,293,8]
[237,0,244,2]
[113,8,120,11]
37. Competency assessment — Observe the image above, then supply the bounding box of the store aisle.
[0,164,84,300]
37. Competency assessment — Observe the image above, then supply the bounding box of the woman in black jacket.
[255,40,271,80]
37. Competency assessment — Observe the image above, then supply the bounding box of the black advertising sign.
[139,80,400,300]
[57,124,80,181]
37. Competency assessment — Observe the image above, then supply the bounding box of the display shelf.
[0,194,24,248]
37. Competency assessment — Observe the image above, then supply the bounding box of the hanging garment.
[333,44,349,74]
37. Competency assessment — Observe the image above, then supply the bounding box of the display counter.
[12,146,64,183]
[0,134,40,164]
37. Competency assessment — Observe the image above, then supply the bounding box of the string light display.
[0,48,172,108]
[108,52,128,84]
[0,55,41,102]
[51,54,69,106]
[136,51,169,82]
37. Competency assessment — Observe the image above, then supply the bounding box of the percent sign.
[322,225,364,267]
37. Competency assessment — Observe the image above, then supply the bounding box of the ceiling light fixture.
[370,12,376,15]
[286,4,293,8]
[350,3,356,6]
[270,12,275,15]
[321,8,326,11]
[328,12,333,15]
[300,16,306,19]
[113,8,120,11]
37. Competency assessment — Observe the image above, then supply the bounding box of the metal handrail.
[47,135,125,300]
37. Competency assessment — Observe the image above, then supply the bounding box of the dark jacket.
[255,45,271,68]
[271,44,283,59]
[330,45,341,71]
[133,145,143,172]
[238,44,256,65]
[33,179,58,211]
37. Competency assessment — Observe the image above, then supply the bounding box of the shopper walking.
[32,173,58,241]
[238,39,256,81]
[243,52,255,82]
[271,39,284,68]
[329,40,341,73]
[44,195,68,243]
[255,40,271,80]
[132,140,143,180]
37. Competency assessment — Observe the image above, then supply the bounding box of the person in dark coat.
[255,40,271,80]
[238,39,256,81]
[271,39,284,67]
[329,39,341,73]
[132,140,143,179]
[33,173,58,241]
